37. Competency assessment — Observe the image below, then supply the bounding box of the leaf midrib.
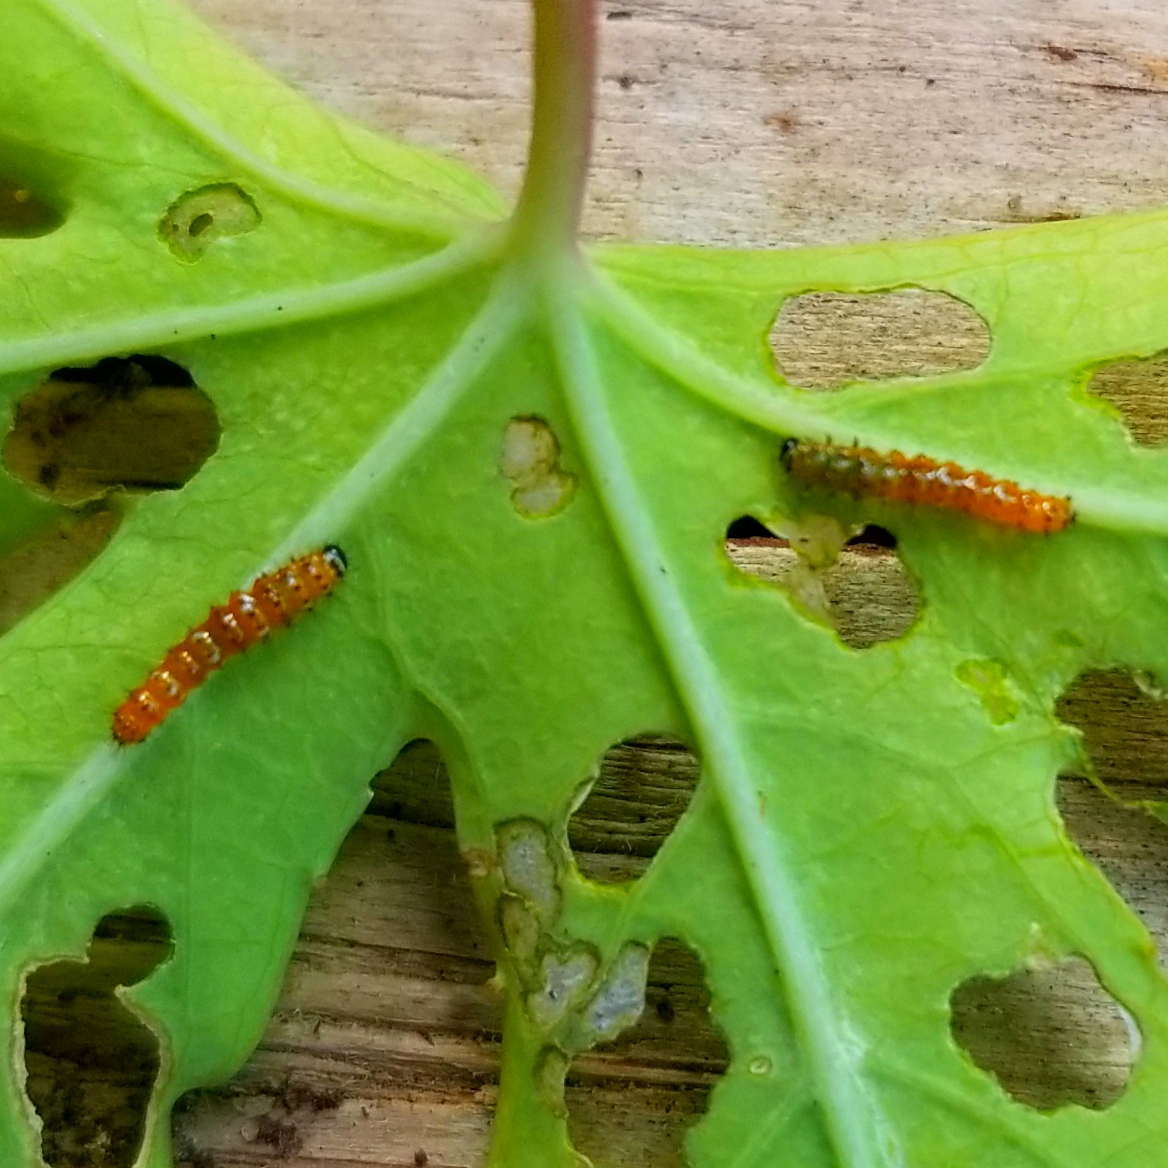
[546,273,890,1168]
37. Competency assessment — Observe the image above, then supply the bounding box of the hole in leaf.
[173,740,502,1167]
[568,938,729,1168]
[0,503,122,636]
[724,514,777,541]
[159,183,260,261]
[950,957,1135,1111]
[726,519,919,648]
[0,177,64,238]
[367,737,457,827]
[846,523,897,550]
[2,355,220,505]
[187,212,214,238]
[1056,669,1168,966]
[20,906,172,1168]
[568,736,701,883]
[1058,669,1168,792]
[771,288,990,390]
[1087,355,1168,446]
[500,416,577,519]
[1057,778,1168,969]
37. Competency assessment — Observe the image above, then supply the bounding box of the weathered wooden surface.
[186,0,1168,249]
[12,0,1168,1164]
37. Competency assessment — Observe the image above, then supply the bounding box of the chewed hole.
[1057,668,1168,793]
[1057,778,1168,968]
[2,355,220,505]
[726,519,919,648]
[950,957,1135,1111]
[21,906,172,1168]
[568,938,728,1168]
[174,738,501,1166]
[0,503,122,636]
[846,523,897,549]
[366,737,457,827]
[0,177,64,238]
[501,416,577,519]
[725,515,777,540]
[159,183,260,261]
[771,289,990,390]
[1056,669,1168,966]
[1087,355,1168,446]
[568,736,700,883]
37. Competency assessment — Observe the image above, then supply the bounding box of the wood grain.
[14,0,1168,1165]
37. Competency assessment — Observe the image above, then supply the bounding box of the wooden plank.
[188,0,1168,247]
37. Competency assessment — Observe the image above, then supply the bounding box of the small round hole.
[187,212,214,238]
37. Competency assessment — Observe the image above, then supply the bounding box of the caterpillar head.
[322,545,348,577]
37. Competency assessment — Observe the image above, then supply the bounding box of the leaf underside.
[2,2,1168,1167]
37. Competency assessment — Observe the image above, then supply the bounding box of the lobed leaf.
[2,1,1167,1166]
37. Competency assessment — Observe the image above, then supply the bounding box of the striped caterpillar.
[780,440,1073,534]
[112,546,346,745]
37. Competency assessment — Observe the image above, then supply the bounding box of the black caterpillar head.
[323,545,347,576]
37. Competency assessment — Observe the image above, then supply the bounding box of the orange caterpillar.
[781,440,1073,534]
[112,546,346,745]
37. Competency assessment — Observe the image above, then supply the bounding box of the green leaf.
[2,1,1167,1166]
